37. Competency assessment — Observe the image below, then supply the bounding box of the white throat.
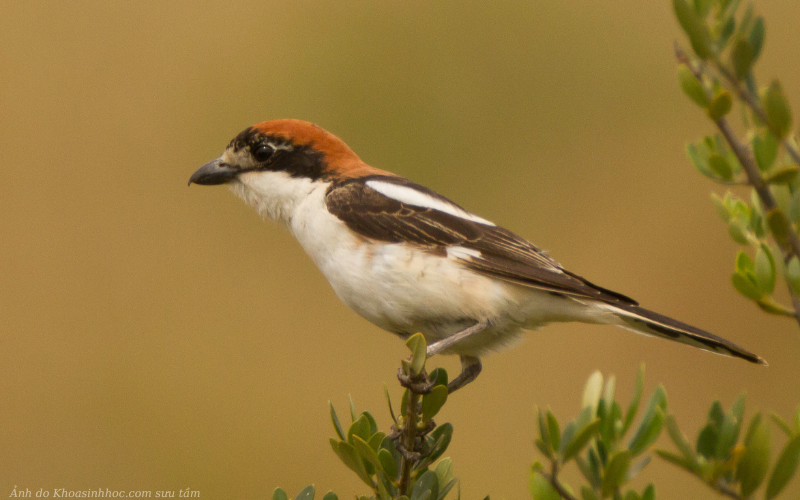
[229,170,326,224]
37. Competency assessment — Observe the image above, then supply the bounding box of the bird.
[188,119,766,393]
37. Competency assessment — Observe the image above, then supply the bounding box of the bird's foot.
[445,356,482,394]
[397,366,435,394]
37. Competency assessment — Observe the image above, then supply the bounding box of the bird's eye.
[253,144,275,162]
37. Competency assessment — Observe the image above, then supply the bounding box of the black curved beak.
[188,158,238,186]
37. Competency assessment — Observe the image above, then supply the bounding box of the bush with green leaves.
[273,334,462,500]
[673,0,800,323]
[529,368,800,500]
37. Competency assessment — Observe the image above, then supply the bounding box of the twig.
[398,375,424,495]
[715,64,800,168]
[535,462,580,500]
[676,43,800,327]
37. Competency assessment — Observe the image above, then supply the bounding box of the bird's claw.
[396,367,434,394]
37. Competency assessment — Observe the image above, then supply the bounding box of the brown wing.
[325,176,638,305]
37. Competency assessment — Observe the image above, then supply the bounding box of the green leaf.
[772,185,792,215]
[687,142,714,179]
[559,421,577,458]
[766,435,800,499]
[295,485,315,500]
[677,65,709,107]
[732,271,763,300]
[580,486,599,500]
[376,479,392,500]
[767,209,791,247]
[711,193,732,222]
[764,81,793,138]
[673,0,714,58]
[576,455,601,488]
[692,0,711,16]
[537,409,553,457]
[789,192,800,224]
[411,471,439,500]
[428,424,453,462]
[628,407,664,456]
[535,439,551,459]
[406,333,427,376]
[384,385,398,426]
[715,411,742,460]
[770,413,794,437]
[696,424,719,459]
[438,479,457,500]
[369,432,386,453]
[603,375,616,406]
[588,448,602,485]
[330,439,373,486]
[322,492,338,500]
[352,435,379,476]
[708,153,733,180]
[764,165,800,185]
[378,449,398,480]
[547,411,561,452]
[563,418,601,462]
[708,90,733,120]
[756,296,795,316]
[429,368,448,388]
[736,251,754,273]
[627,455,651,481]
[736,413,771,497]
[655,449,697,474]
[717,14,736,47]
[583,371,604,414]
[602,450,632,498]
[749,16,765,61]
[434,458,454,491]
[755,245,776,294]
[273,488,290,500]
[640,484,654,500]
[349,395,357,423]
[730,36,755,80]
[622,365,645,436]
[422,385,448,422]
[330,402,346,441]
[665,415,696,462]
[575,406,595,435]
[728,217,751,245]
[753,131,779,171]
[348,415,372,445]
[530,470,560,500]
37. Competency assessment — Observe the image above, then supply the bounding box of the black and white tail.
[605,303,766,365]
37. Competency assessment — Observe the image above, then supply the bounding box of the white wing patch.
[446,246,482,260]
[365,180,495,226]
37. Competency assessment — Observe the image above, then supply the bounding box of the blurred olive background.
[2,1,799,498]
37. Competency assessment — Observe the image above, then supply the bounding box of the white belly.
[286,184,608,356]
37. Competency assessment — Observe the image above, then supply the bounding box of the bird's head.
[188,119,390,187]
[189,119,394,222]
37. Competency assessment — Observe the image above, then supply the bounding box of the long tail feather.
[606,303,766,365]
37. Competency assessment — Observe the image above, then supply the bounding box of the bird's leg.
[398,319,489,394]
[447,355,482,393]
[426,319,489,357]
[425,319,489,393]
